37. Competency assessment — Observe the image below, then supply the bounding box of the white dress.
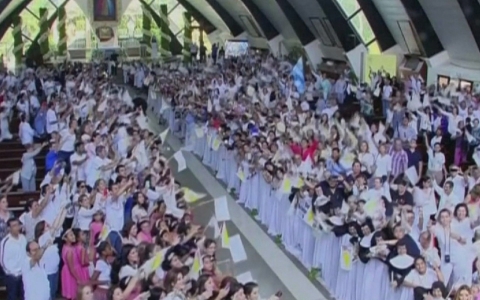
[432,223,469,286]
[334,234,358,300]
[297,196,315,269]
[281,196,299,256]
[0,107,12,141]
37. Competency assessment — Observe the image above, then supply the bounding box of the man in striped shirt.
[390,138,409,178]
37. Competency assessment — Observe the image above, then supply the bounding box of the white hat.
[360,232,374,248]
[328,216,344,226]
[314,196,329,207]
[301,101,310,111]
[81,134,91,142]
[389,254,414,270]
[276,122,286,133]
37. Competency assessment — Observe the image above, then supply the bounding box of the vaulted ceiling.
[1,0,479,67]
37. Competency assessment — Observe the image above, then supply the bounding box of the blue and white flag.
[292,57,305,94]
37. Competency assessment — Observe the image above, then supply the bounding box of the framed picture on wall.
[93,0,118,22]
[460,79,473,92]
[437,75,450,88]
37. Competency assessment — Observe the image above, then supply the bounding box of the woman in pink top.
[61,229,84,300]
[74,229,91,283]
[136,219,153,243]
[89,210,104,246]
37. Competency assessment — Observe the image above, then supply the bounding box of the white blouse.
[427,149,445,172]
[404,269,437,289]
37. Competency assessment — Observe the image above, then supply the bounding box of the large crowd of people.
[0,47,477,300]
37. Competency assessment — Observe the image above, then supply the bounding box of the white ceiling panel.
[0,0,23,24]
[215,0,264,38]
[286,0,345,61]
[248,0,297,40]
[371,0,419,54]
[185,0,230,33]
[418,0,480,64]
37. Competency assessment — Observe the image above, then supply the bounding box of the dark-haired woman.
[243,282,280,300]
[107,274,147,300]
[91,241,115,300]
[131,192,148,224]
[121,221,139,245]
[137,219,153,243]
[61,229,84,300]
[429,208,469,289]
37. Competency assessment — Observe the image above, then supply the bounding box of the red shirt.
[290,140,318,161]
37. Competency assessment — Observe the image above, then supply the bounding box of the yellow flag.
[308,209,314,222]
[237,169,245,181]
[99,225,109,241]
[303,208,315,226]
[151,251,163,270]
[282,178,292,193]
[295,177,304,188]
[182,188,206,203]
[195,127,204,138]
[159,128,169,143]
[212,138,221,151]
[221,222,230,249]
[469,204,478,218]
[192,250,201,273]
[341,248,352,271]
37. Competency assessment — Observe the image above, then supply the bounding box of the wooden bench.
[0,141,26,151]
[6,191,41,212]
[10,178,44,193]
[0,154,45,170]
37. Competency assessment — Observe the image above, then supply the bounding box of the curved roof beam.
[399,0,443,57]
[238,0,278,40]
[356,0,396,51]
[0,0,31,41]
[176,0,216,34]
[314,0,359,51]
[275,0,314,45]
[456,0,480,54]
[139,0,183,55]
[0,0,13,16]
[25,0,70,58]
[205,0,243,37]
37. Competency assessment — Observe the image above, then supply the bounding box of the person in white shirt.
[381,79,392,116]
[58,118,78,174]
[19,114,35,145]
[0,218,27,300]
[425,134,446,184]
[445,166,468,201]
[46,102,59,136]
[0,101,13,141]
[86,145,117,189]
[432,180,459,213]
[35,205,67,300]
[373,144,392,178]
[70,142,88,183]
[16,94,30,121]
[103,180,134,231]
[75,194,98,231]
[21,142,48,191]
[22,240,51,300]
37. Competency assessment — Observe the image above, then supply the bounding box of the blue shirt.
[45,150,58,172]
[34,110,46,136]
[326,159,347,176]
[185,113,195,124]
[406,149,422,171]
